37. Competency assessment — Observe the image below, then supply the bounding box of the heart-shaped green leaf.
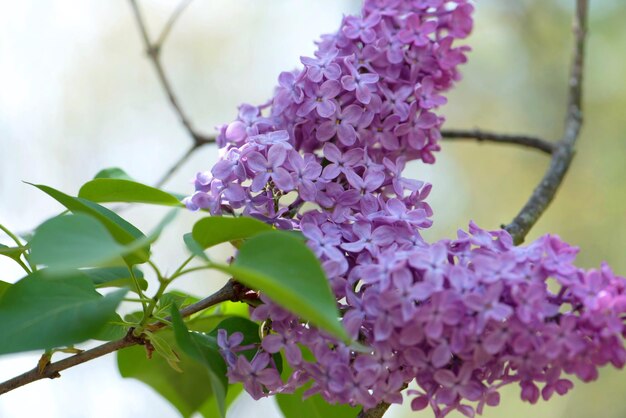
[0,271,127,354]
[29,183,149,264]
[30,214,127,270]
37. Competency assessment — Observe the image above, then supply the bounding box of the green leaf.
[117,316,237,418]
[93,314,127,341]
[0,271,127,354]
[81,267,148,292]
[146,331,182,372]
[183,233,210,262]
[198,384,243,417]
[29,209,176,270]
[94,167,133,180]
[214,231,348,343]
[154,291,199,321]
[192,216,272,250]
[0,280,11,301]
[171,307,228,418]
[30,214,126,270]
[277,390,358,418]
[208,299,250,319]
[78,178,183,207]
[29,183,149,264]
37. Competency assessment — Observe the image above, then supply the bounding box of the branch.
[155,0,193,47]
[128,0,215,188]
[440,129,555,155]
[504,0,588,244]
[154,142,199,189]
[0,280,246,396]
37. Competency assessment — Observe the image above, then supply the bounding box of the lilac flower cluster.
[185,0,473,216]
[219,227,626,417]
[185,0,626,417]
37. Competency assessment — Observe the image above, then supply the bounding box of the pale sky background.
[1,1,625,418]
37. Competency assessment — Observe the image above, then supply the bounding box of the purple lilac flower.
[342,12,382,44]
[340,59,380,105]
[228,353,282,400]
[301,49,342,82]
[246,144,294,192]
[316,104,363,145]
[189,1,625,417]
[297,79,341,118]
[398,13,437,46]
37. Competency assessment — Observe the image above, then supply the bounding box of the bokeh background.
[1,0,625,417]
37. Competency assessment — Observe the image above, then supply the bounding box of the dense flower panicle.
[220,226,626,417]
[184,0,473,218]
[185,1,626,417]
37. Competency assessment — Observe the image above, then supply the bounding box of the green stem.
[129,267,148,314]
[135,256,208,332]
[138,277,170,330]
[14,258,32,274]
[169,255,194,280]
[173,265,212,278]
[124,297,153,303]
[0,223,24,247]
[146,260,163,280]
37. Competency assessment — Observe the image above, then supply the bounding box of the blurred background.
[0,0,625,417]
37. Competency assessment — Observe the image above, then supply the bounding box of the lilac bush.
[185,0,626,417]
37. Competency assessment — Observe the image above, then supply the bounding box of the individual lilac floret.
[297,79,342,118]
[301,49,342,82]
[246,144,294,192]
[342,12,382,44]
[316,104,363,145]
[340,59,380,105]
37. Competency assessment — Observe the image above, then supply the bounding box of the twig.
[504,0,588,244]
[440,129,555,155]
[0,280,244,396]
[147,280,255,332]
[154,142,200,189]
[128,0,215,188]
[155,0,193,47]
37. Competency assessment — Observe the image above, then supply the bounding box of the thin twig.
[154,142,200,189]
[155,0,193,47]
[128,0,215,187]
[0,280,243,396]
[441,129,555,155]
[504,0,588,244]
[147,280,254,332]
